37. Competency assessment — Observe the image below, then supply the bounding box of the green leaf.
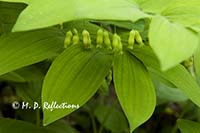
[134,0,200,27]
[0,0,30,4]
[149,16,199,70]
[162,0,200,27]
[42,46,113,126]
[0,1,26,34]
[0,118,77,133]
[177,119,200,133]
[46,120,78,133]
[149,68,175,88]
[194,44,200,80]
[15,80,43,106]
[128,46,160,69]
[0,65,44,82]
[9,0,148,31]
[154,81,188,105]
[190,25,200,33]
[113,52,156,132]
[134,0,173,14]
[92,19,147,31]
[0,118,50,133]
[94,105,129,132]
[0,28,64,76]
[0,71,26,82]
[150,65,200,107]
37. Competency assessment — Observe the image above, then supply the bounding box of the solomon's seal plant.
[0,0,200,133]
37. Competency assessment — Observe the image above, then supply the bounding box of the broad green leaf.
[0,28,64,76]
[15,80,43,106]
[134,0,200,27]
[154,81,188,105]
[194,44,200,80]
[0,71,26,82]
[128,46,175,87]
[0,0,30,4]
[0,1,26,34]
[150,65,200,107]
[162,0,200,27]
[0,118,77,133]
[42,46,113,126]
[92,19,147,31]
[128,46,160,69]
[0,65,44,82]
[9,0,148,31]
[149,16,198,70]
[190,25,200,33]
[177,119,200,133]
[46,120,78,133]
[149,68,175,88]
[94,105,129,132]
[113,52,156,132]
[0,118,50,133]
[133,0,173,14]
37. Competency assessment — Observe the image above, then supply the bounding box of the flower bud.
[112,34,123,54]
[117,35,123,55]
[112,34,118,50]
[106,70,112,83]
[82,30,91,49]
[72,29,79,45]
[128,30,135,49]
[135,31,144,48]
[103,31,112,49]
[96,29,104,48]
[64,30,73,48]
[72,35,79,45]
[183,57,193,68]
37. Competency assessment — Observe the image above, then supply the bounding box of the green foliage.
[0,65,44,82]
[177,119,200,133]
[0,28,64,75]
[0,1,26,34]
[42,46,113,125]
[151,65,200,107]
[149,16,198,70]
[0,118,77,133]
[154,81,188,105]
[94,105,129,132]
[0,0,200,132]
[3,0,148,31]
[113,52,156,131]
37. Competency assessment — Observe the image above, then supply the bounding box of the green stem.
[36,109,40,127]
[100,23,103,28]
[60,23,63,30]
[84,106,97,133]
[89,110,97,133]
[114,25,117,34]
